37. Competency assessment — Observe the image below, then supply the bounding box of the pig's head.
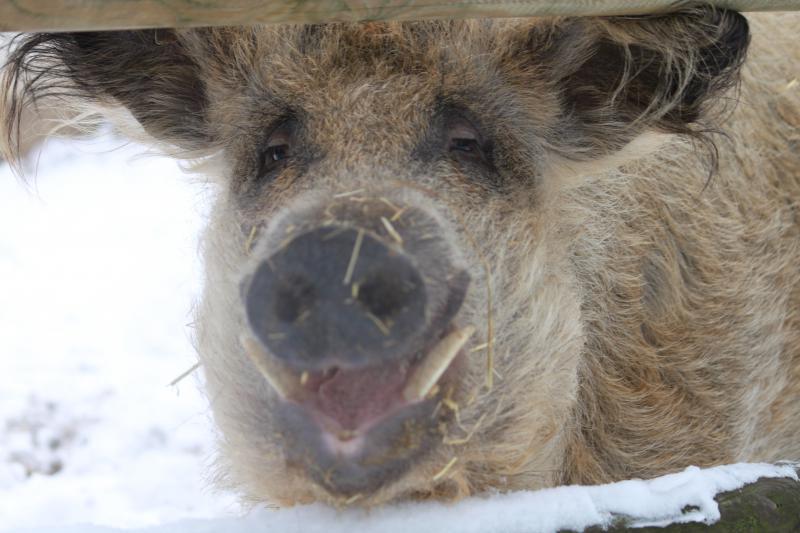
[2,6,749,505]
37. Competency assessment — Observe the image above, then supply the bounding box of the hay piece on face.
[403,325,476,403]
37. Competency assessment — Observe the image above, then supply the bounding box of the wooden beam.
[1,0,800,33]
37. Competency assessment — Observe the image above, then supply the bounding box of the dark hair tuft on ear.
[531,6,750,175]
[2,30,212,166]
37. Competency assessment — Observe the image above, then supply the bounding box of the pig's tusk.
[403,325,475,403]
[241,335,297,400]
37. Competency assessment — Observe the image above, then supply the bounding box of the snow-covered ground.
[1,134,797,533]
[9,464,800,533]
[0,134,241,530]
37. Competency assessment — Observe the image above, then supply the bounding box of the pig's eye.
[257,121,294,179]
[450,137,480,153]
[266,144,288,162]
[446,116,491,167]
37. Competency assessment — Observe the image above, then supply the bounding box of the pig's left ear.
[2,30,215,161]
[526,6,750,156]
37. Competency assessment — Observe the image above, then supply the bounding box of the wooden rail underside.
[2,0,800,32]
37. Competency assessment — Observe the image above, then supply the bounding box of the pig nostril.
[246,225,433,368]
[357,271,417,322]
[275,275,317,324]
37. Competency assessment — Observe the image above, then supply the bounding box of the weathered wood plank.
[1,0,800,32]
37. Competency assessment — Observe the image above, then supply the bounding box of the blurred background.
[0,132,241,530]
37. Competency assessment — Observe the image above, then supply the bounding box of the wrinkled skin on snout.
[3,7,800,506]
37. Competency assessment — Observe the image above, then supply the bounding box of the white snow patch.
[6,463,798,533]
[0,134,240,531]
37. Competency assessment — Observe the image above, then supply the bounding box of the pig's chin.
[242,326,472,498]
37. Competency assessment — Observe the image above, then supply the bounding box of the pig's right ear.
[2,30,212,162]
[523,6,750,160]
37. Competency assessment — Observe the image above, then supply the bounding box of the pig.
[2,5,799,507]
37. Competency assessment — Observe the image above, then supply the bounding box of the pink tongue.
[316,363,407,431]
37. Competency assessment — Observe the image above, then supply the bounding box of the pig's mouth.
[243,325,474,435]
[241,324,475,496]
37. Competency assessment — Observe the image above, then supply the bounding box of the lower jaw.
[261,335,471,497]
[275,397,442,497]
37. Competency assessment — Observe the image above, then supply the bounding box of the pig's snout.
[244,226,428,369]
[239,197,473,495]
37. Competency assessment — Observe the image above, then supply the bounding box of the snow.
[6,464,799,533]
[1,134,797,533]
[0,134,241,530]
